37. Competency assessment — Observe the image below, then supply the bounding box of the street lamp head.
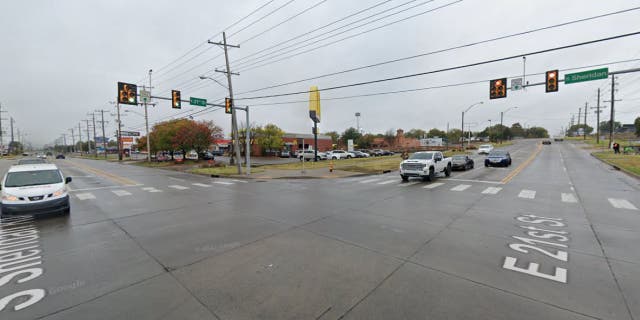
[199,76,207,80]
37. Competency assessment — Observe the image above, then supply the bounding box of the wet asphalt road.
[1,139,639,320]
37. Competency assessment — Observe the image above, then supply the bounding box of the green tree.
[255,123,284,153]
[341,127,362,146]
[427,128,446,138]
[404,129,427,139]
[599,120,622,133]
[447,129,462,144]
[9,141,23,155]
[568,124,593,135]
[511,123,525,137]
[324,131,340,145]
[525,127,549,138]
[358,134,375,149]
[634,117,640,137]
[383,129,396,147]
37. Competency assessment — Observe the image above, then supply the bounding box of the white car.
[1,163,72,216]
[399,151,452,181]
[477,144,494,155]
[298,150,325,161]
[326,150,354,160]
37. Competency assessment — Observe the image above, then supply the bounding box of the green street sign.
[189,97,207,107]
[565,68,608,84]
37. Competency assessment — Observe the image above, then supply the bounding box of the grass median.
[592,151,640,176]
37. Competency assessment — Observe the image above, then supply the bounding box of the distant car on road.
[553,136,564,142]
[352,151,369,158]
[1,163,72,216]
[18,158,47,165]
[451,155,474,171]
[56,154,66,159]
[477,144,494,155]
[485,150,512,167]
[542,140,552,145]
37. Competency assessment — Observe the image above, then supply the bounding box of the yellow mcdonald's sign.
[309,86,320,123]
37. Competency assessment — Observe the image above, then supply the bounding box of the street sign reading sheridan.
[565,68,608,84]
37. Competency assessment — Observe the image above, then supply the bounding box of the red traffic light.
[545,70,559,92]
[489,78,507,99]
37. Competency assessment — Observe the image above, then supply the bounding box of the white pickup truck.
[399,151,452,182]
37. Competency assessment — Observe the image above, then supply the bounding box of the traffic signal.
[489,78,507,99]
[225,98,232,114]
[117,82,138,105]
[171,90,181,109]
[545,70,559,92]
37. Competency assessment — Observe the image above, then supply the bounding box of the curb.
[590,152,640,180]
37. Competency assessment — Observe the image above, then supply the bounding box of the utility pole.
[146,69,152,163]
[78,122,82,153]
[10,117,14,154]
[0,102,4,155]
[84,119,91,154]
[583,102,587,140]
[69,128,75,153]
[210,32,242,174]
[596,89,601,144]
[91,113,97,157]
[609,76,616,149]
[117,102,122,160]
[96,109,108,159]
[62,133,67,152]
[577,108,581,127]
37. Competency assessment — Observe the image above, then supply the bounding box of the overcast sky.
[1,0,639,147]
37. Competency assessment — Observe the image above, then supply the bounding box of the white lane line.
[451,184,471,192]
[142,187,162,193]
[482,187,502,195]
[168,177,186,182]
[446,178,503,185]
[518,189,536,199]
[76,193,96,200]
[111,190,132,197]
[231,179,248,183]
[360,178,381,184]
[192,183,211,188]
[212,181,234,185]
[398,182,419,187]
[608,198,638,210]
[377,180,397,185]
[423,182,445,189]
[561,193,577,203]
[168,185,190,190]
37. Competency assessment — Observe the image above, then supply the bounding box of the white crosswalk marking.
[111,190,132,197]
[76,193,96,200]
[518,190,536,199]
[451,184,471,192]
[231,179,248,183]
[168,185,189,190]
[360,179,381,184]
[142,187,162,193]
[482,187,502,195]
[423,182,444,189]
[608,198,638,210]
[398,182,419,187]
[192,183,211,188]
[376,180,397,185]
[561,193,577,203]
[212,181,234,186]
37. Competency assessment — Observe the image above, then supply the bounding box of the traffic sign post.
[565,68,608,84]
[190,97,207,107]
[140,90,151,103]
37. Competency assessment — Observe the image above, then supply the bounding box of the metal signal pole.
[210,32,242,174]
[583,102,587,140]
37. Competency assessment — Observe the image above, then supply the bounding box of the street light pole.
[500,106,518,143]
[461,102,483,150]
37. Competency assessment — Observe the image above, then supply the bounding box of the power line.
[239,0,330,44]
[234,6,640,96]
[232,0,439,69]
[228,0,299,38]
[235,31,640,101]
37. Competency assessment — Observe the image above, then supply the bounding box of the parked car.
[1,163,72,216]
[371,149,384,156]
[18,158,47,165]
[485,150,512,167]
[451,155,474,171]
[542,140,552,145]
[298,150,325,161]
[199,151,215,160]
[399,151,452,182]
[477,144,494,155]
[326,150,354,160]
[381,150,394,156]
[211,149,224,156]
[352,151,370,158]
[55,154,66,159]
[279,151,292,158]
